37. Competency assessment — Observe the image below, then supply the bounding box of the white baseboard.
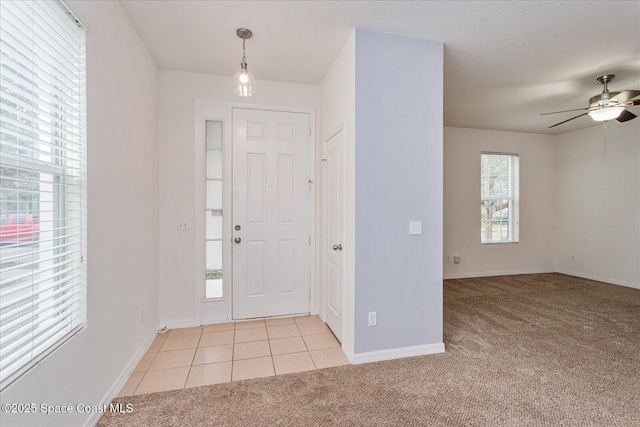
[556,269,639,290]
[343,346,354,364]
[85,325,160,427]
[444,268,639,290]
[160,319,199,330]
[350,342,445,365]
[444,268,555,280]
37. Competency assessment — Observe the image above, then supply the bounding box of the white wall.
[555,122,640,288]
[443,123,639,289]
[443,127,556,279]
[0,1,159,426]
[158,70,320,326]
[319,31,356,356]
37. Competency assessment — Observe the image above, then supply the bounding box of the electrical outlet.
[446,256,451,263]
[409,221,422,235]
[571,255,576,262]
[177,220,189,231]
[139,308,143,323]
[368,312,377,327]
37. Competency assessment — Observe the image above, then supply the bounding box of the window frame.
[0,0,87,390]
[480,152,520,244]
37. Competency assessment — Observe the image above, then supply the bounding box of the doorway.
[231,108,313,319]
[323,128,345,342]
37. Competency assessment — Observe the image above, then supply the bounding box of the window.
[0,0,86,388]
[205,121,224,298]
[481,152,519,243]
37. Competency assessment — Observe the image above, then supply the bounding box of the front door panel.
[232,108,311,319]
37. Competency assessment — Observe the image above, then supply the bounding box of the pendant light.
[233,28,255,97]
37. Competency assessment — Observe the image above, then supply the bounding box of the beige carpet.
[98,273,640,426]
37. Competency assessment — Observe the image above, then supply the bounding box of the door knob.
[332,244,342,251]
[234,237,241,244]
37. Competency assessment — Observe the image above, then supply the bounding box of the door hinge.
[309,235,312,245]
[308,289,311,300]
[321,158,327,169]
[308,179,313,190]
[309,127,311,136]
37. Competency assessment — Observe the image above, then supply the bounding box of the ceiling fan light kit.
[543,74,640,128]
[233,28,255,97]
[588,106,624,122]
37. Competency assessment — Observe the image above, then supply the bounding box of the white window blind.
[481,152,519,243]
[0,0,86,389]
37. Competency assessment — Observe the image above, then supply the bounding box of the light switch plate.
[409,221,422,235]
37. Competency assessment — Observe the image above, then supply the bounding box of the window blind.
[0,0,86,389]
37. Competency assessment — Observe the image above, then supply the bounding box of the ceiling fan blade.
[548,112,589,128]
[616,109,637,123]
[540,108,587,115]
[611,90,640,103]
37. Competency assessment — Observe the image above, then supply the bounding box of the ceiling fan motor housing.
[589,91,622,109]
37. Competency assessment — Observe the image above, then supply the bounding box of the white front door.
[232,108,311,319]
[324,129,344,342]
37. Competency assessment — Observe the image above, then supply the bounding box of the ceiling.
[120,0,640,135]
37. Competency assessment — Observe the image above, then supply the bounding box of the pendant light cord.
[242,39,247,64]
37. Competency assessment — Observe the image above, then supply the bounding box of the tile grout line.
[268,330,277,376]
[230,322,237,381]
[183,329,205,390]
[298,322,319,369]
[127,316,325,395]
[131,332,165,396]
[130,369,147,397]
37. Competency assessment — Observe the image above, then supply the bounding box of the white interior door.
[324,129,344,342]
[232,108,311,319]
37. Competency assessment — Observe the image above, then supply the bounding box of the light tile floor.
[117,315,349,397]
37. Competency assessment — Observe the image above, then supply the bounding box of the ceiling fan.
[542,75,640,128]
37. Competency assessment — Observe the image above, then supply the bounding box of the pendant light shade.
[233,63,255,97]
[234,28,255,97]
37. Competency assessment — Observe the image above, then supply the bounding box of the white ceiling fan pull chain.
[602,121,608,158]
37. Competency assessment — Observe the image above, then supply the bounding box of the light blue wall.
[354,30,443,353]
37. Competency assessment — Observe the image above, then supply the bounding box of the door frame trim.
[194,100,317,325]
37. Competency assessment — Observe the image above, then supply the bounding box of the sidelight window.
[205,121,223,298]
